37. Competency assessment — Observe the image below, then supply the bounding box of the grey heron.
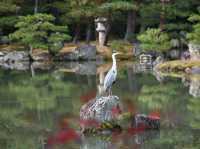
[103,52,121,96]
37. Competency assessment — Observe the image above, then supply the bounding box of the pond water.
[0,61,199,149]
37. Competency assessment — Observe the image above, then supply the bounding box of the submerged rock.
[31,61,53,70]
[0,61,29,70]
[58,61,96,75]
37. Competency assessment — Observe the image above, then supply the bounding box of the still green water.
[0,62,199,149]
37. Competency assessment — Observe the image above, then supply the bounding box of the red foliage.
[111,104,122,118]
[80,90,96,103]
[127,124,146,135]
[148,111,160,120]
[79,119,100,128]
[47,128,80,146]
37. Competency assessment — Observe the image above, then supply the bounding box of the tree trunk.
[73,24,81,44]
[159,13,165,30]
[34,0,38,14]
[124,10,136,42]
[159,1,165,30]
[86,22,92,44]
[29,45,33,60]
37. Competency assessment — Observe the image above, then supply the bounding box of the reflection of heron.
[104,52,120,95]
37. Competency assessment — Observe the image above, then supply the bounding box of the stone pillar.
[188,43,200,60]
[95,17,107,47]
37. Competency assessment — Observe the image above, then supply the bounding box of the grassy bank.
[156,60,200,73]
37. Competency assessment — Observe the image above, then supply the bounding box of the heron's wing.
[103,69,117,90]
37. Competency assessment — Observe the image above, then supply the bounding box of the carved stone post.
[95,17,107,47]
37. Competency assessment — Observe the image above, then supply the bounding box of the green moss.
[110,40,133,53]
[157,60,200,72]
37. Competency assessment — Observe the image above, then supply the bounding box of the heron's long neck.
[112,55,117,69]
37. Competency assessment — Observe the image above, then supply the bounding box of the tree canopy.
[0,0,200,52]
[9,13,71,54]
[137,28,171,52]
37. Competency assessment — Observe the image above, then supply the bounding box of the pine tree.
[9,13,71,56]
[137,28,171,52]
[187,7,200,44]
[0,0,22,42]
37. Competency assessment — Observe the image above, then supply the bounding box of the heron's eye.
[113,71,115,73]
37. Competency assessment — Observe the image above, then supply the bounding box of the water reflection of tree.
[138,83,179,109]
[137,78,191,128]
[144,129,199,149]
[0,71,93,148]
[188,97,200,129]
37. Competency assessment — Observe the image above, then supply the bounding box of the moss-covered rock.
[156,60,200,73]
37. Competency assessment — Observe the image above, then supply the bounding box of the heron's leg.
[110,87,112,96]
[108,88,111,97]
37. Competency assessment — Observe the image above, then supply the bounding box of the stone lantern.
[95,17,107,47]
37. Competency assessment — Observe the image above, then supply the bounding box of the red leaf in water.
[47,128,79,146]
[79,119,100,128]
[127,124,146,135]
[111,104,122,118]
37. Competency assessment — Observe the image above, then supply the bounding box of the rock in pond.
[80,95,160,134]
[32,49,52,61]
[80,95,122,133]
[59,45,96,61]
[80,96,122,123]
[3,51,29,62]
[0,61,29,70]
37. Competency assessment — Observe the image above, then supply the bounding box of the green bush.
[137,28,172,52]
[110,40,133,53]
[187,7,200,44]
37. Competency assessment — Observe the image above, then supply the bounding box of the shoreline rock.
[58,45,96,61]
[0,51,29,62]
